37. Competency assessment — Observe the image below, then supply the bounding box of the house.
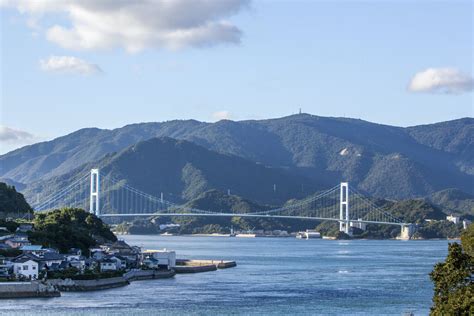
[91,249,106,261]
[12,254,40,279]
[68,257,86,271]
[65,248,82,261]
[16,224,33,233]
[5,238,31,249]
[142,257,160,269]
[109,255,127,270]
[446,215,460,225]
[100,259,117,272]
[20,245,44,255]
[37,252,65,268]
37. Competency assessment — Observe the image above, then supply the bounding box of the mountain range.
[1,114,473,204]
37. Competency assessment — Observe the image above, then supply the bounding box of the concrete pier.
[175,259,237,273]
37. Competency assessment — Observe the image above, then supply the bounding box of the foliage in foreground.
[430,224,474,315]
[29,208,117,254]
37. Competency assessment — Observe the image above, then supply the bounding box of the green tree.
[29,208,117,254]
[430,224,474,315]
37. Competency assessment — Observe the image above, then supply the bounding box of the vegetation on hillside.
[6,115,472,203]
[29,208,117,254]
[0,182,32,219]
[428,188,474,217]
[114,189,317,235]
[112,189,464,239]
[430,224,474,315]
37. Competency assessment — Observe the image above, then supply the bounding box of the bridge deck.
[98,213,406,226]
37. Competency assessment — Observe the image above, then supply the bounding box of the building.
[446,215,460,225]
[142,249,176,269]
[37,253,65,268]
[16,224,33,233]
[142,257,160,269]
[5,238,31,249]
[20,245,44,255]
[12,254,40,279]
[100,259,117,272]
[463,219,472,230]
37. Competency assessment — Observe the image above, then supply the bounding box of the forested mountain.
[427,188,474,217]
[23,137,317,206]
[0,182,32,218]
[2,114,473,199]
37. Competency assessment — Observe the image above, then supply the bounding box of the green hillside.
[2,115,472,200]
[0,182,32,219]
[427,188,474,217]
[24,137,317,206]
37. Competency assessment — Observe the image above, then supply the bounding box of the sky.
[0,0,473,154]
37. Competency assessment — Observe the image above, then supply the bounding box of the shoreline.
[118,233,460,241]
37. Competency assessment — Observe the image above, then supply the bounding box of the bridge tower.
[89,168,100,216]
[339,182,351,235]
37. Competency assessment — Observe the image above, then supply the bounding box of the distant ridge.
[2,114,473,199]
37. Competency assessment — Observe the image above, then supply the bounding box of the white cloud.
[0,126,40,154]
[212,111,232,121]
[2,0,249,53]
[408,67,474,94]
[0,126,34,142]
[40,56,102,75]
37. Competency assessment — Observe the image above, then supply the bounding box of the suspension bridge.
[32,169,415,239]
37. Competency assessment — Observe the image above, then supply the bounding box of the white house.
[446,215,460,225]
[12,255,39,279]
[463,219,472,230]
[142,249,176,269]
[100,259,117,272]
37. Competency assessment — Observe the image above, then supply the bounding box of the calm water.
[1,236,450,316]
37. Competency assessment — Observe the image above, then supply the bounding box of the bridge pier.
[399,224,415,240]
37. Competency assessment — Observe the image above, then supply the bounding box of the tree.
[430,224,474,315]
[29,208,117,254]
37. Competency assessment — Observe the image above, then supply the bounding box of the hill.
[427,188,474,217]
[2,114,473,199]
[23,137,317,206]
[29,208,117,254]
[0,182,32,219]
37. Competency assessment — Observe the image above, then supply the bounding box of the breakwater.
[47,276,129,292]
[47,269,176,291]
[0,281,60,298]
[124,269,176,281]
[175,259,237,273]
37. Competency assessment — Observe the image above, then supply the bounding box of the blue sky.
[0,0,473,154]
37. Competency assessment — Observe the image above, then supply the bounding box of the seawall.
[124,269,176,281]
[175,259,236,273]
[0,282,60,298]
[47,277,129,292]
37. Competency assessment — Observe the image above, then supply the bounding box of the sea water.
[1,236,450,315]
